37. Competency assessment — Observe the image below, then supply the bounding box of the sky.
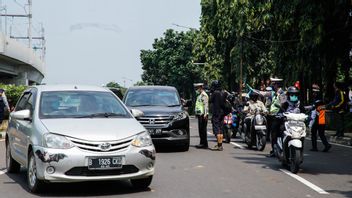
[4,0,201,87]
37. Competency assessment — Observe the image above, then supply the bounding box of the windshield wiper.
[75,112,124,118]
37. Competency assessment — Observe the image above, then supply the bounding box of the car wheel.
[6,142,21,173]
[131,176,153,190]
[27,150,45,193]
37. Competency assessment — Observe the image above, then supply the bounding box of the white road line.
[0,169,7,176]
[230,142,244,149]
[0,139,4,142]
[280,169,329,195]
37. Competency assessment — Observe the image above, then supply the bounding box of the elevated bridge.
[0,33,44,85]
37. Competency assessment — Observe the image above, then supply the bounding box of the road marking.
[0,169,7,175]
[280,169,329,195]
[230,142,244,149]
[0,139,4,142]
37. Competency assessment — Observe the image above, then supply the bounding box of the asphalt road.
[0,118,351,198]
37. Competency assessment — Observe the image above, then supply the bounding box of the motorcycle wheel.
[245,132,253,149]
[256,133,266,151]
[223,127,231,143]
[289,147,301,174]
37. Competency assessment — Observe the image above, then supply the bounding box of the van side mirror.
[130,109,144,118]
[11,109,31,121]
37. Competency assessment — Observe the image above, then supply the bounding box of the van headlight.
[131,132,153,147]
[43,134,74,149]
[174,112,187,121]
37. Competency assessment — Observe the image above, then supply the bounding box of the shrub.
[0,84,27,108]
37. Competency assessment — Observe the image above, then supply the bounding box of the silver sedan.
[5,85,155,193]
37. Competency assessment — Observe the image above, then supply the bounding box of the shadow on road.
[5,170,151,197]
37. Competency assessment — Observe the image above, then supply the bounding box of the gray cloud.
[69,23,122,34]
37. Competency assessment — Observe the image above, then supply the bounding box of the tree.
[196,0,352,102]
[140,29,204,99]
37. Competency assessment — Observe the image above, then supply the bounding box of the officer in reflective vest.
[194,83,209,149]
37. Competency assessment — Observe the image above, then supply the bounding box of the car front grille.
[65,165,139,176]
[137,116,173,126]
[67,136,134,153]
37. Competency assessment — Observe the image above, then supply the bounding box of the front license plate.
[88,156,123,170]
[148,129,162,135]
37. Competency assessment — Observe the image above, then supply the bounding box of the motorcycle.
[243,109,267,151]
[274,112,308,174]
[223,113,234,143]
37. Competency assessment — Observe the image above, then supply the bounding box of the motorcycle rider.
[267,78,286,157]
[243,91,268,136]
[280,86,304,113]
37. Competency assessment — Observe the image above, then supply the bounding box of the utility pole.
[28,0,32,48]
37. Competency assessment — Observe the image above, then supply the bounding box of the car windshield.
[39,91,131,119]
[125,89,181,107]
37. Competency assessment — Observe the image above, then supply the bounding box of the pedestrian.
[209,80,225,151]
[326,82,348,137]
[194,83,209,149]
[309,100,331,152]
[0,89,10,127]
[267,77,286,157]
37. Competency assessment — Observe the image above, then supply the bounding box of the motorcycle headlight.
[174,112,188,121]
[43,133,74,149]
[131,132,153,147]
[255,115,264,125]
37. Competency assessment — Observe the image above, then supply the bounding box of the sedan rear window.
[39,91,131,119]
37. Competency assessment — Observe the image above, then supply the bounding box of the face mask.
[290,95,298,102]
[196,90,201,95]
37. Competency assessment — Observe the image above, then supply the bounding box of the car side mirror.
[131,109,144,118]
[11,109,31,121]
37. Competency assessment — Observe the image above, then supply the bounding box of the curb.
[307,130,352,147]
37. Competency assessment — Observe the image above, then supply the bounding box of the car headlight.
[43,133,74,149]
[174,112,187,121]
[131,132,153,147]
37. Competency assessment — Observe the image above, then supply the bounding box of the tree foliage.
[0,84,27,108]
[196,0,352,102]
[140,29,203,98]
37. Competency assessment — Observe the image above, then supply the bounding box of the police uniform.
[195,84,209,148]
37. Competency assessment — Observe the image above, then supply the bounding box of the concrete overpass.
[0,33,45,85]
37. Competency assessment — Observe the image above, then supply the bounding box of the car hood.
[40,118,145,141]
[128,106,183,116]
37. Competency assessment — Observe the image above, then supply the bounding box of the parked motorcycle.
[243,109,267,151]
[274,112,308,174]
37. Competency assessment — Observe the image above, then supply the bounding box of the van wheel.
[6,142,21,173]
[131,176,153,190]
[27,150,45,193]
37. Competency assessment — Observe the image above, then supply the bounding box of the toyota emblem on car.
[99,143,112,151]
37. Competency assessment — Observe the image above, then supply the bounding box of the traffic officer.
[194,83,209,149]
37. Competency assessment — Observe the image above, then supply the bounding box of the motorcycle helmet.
[210,80,221,91]
[249,91,259,102]
[287,86,299,103]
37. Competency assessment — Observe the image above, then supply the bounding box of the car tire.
[6,142,21,173]
[27,150,45,193]
[131,176,153,190]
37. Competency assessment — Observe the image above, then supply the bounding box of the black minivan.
[123,86,190,151]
